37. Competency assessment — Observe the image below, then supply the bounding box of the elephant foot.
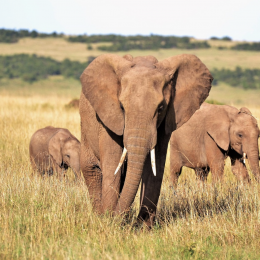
[137,206,156,229]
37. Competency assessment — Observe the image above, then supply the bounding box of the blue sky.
[0,0,259,41]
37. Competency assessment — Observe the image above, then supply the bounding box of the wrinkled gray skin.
[79,53,213,227]
[170,103,260,186]
[29,126,81,178]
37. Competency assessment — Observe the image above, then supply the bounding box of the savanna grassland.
[0,37,260,259]
[1,37,260,70]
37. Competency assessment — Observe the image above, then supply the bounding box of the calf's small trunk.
[247,148,260,181]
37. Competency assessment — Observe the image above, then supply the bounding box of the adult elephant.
[30,126,81,179]
[79,54,213,226]
[170,103,260,186]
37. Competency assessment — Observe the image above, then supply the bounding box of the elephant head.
[206,104,260,180]
[80,54,213,213]
[48,129,81,178]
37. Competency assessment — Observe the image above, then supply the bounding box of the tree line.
[0,54,94,82]
[231,42,260,51]
[0,29,63,43]
[0,54,259,89]
[68,34,210,51]
[1,29,260,52]
[212,67,260,89]
[68,34,260,52]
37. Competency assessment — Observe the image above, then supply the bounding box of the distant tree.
[31,30,38,38]
[221,36,232,41]
[210,36,219,40]
[0,29,64,43]
[212,66,260,89]
[210,36,232,41]
[231,42,260,51]
[0,54,94,82]
[51,31,57,37]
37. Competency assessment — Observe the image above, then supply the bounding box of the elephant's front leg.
[80,139,103,214]
[206,140,225,183]
[138,124,171,227]
[99,127,123,213]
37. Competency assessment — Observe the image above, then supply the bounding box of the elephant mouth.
[231,143,243,155]
[61,162,69,170]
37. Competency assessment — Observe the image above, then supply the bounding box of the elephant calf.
[29,126,81,178]
[170,103,260,186]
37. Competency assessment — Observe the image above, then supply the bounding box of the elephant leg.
[169,139,183,189]
[54,164,63,178]
[206,143,225,183]
[99,127,123,213]
[208,160,225,183]
[138,123,171,227]
[80,139,103,214]
[230,156,250,183]
[170,165,182,189]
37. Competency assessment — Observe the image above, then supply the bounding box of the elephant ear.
[205,105,231,151]
[48,129,70,166]
[80,54,133,136]
[157,54,213,134]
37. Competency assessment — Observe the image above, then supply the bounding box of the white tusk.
[243,153,246,164]
[114,148,127,175]
[151,148,156,176]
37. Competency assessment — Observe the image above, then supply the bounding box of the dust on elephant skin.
[79,53,213,227]
[170,103,260,186]
[29,126,81,179]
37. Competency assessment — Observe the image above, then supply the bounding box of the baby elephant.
[29,126,81,178]
[170,103,260,186]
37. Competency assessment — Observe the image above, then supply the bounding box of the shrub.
[210,36,232,41]
[68,34,210,51]
[231,42,260,51]
[0,54,94,82]
[0,28,64,43]
[212,67,260,89]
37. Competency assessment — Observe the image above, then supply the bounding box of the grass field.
[0,37,260,259]
[1,37,260,70]
[1,76,259,107]
[0,82,260,259]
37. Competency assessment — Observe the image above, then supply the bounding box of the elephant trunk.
[70,160,81,180]
[246,148,260,181]
[115,128,151,214]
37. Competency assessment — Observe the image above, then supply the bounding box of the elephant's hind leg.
[170,150,183,189]
[80,141,102,214]
[170,166,182,189]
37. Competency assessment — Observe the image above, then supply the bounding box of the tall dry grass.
[1,94,260,259]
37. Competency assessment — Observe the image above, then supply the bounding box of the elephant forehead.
[64,140,80,150]
[121,68,166,92]
[236,113,258,128]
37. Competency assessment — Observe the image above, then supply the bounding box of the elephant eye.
[158,104,164,114]
[66,154,70,158]
[120,102,124,113]
[237,133,243,138]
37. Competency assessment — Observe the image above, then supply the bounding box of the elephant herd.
[29,53,260,227]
